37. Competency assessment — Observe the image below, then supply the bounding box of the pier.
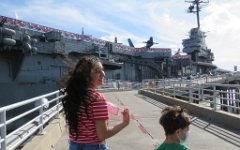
[25,90,240,150]
[1,76,240,150]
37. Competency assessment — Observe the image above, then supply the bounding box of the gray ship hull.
[0,52,68,106]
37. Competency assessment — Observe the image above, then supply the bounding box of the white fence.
[0,90,64,150]
[98,80,142,90]
[142,78,240,114]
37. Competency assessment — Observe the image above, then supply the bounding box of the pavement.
[53,90,240,150]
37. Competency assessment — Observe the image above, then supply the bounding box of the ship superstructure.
[0,15,171,105]
[182,0,216,74]
[0,1,217,105]
[182,27,215,74]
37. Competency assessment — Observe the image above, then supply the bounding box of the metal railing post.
[201,85,204,101]
[198,84,201,102]
[173,82,176,99]
[162,81,165,95]
[141,80,144,89]
[0,111,7,150]
[56,92,60,119]
[189,81,192,103]
[163,78,165,89]
[213,86,217,111]
[39,103,44,135]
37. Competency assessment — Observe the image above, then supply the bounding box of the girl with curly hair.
[61,55,130,150]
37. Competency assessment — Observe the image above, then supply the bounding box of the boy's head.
[160,106,190,136]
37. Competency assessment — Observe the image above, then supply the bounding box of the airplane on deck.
[127,36,158,48]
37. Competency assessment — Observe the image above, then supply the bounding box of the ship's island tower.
[182,0,216,74]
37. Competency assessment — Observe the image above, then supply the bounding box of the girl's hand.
[121,108,130,126]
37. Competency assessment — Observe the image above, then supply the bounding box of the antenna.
[185,0,209,29]
[82,27,84,35]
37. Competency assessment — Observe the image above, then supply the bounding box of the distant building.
[234,66,237,72]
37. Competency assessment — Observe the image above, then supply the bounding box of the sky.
[1,0,240,71]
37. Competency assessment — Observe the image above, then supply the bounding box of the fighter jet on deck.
[127,36,158,48]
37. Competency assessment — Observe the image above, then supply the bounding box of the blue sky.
[1,0,240,71]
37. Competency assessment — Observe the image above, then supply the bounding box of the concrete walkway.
[24,90,240,150]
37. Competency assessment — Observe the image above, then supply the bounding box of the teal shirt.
[155,143,189,150]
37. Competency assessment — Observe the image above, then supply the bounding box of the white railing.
[0,90,64,150]
[143,79,240,115]
[141,74,229,89]
[98,80,142,90]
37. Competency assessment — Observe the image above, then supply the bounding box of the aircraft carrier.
[0,0,216,106]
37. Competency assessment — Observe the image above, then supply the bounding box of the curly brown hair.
[160,106,190,135]
[61,55,101,139]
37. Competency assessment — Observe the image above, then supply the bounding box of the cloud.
[202,1,240,70]
[135,1,195,50]
[1,0,128,34]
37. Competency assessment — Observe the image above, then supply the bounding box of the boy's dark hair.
[160,106,190,135]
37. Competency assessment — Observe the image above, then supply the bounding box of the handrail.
[0,90,64,150]
[142,76,240,115]
[0,91,59,112]
[0,82,141,150]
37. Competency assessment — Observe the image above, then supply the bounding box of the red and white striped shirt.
[69,89,108,144]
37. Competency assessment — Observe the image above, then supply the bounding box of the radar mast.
[185,0,209,29]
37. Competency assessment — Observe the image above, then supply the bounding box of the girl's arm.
[95,109,130,141]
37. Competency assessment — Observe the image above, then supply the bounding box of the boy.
[155,106,190,150]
